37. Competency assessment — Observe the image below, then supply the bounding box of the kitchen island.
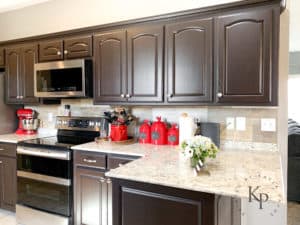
[72,142,284,225]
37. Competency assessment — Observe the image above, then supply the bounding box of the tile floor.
[0,209,16,225]
[0,202,299,225]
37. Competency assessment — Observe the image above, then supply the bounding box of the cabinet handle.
[0,148,4,151]
[120,93,125,98]
[57,51,61,56]
[217,92,223,98]
[64,50,68,55]
[0,161,2,164]
[126,93,131,98]
[168,93,173,98]
[83,158,96,163]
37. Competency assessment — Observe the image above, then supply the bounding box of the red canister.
[139,120,151,144]
[151,117,167,145]
[167,124,179,145]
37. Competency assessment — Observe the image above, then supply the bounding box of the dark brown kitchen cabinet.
[64,35,92,59]
[39,40,63,62]
[5,44,39,104]
[166,18,213,103]
[75,167,106,225]
[112,178,215,225]
[0,48,5,67]
[215,7,279,105]
[94,30,127,103]
[127,26,163,102]
[39,35,92,62]
[0,143,17,212]
[94,26,164,104]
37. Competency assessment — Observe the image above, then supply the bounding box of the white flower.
[184,146,193,158]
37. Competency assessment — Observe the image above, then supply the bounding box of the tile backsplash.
[26,99,278,146]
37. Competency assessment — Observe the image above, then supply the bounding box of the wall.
[0,0,245,42]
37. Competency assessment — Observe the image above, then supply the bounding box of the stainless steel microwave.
[34,59,92,98]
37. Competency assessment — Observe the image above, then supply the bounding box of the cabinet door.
[166,18,213,103]
[39,40,63,62]
[21,44,39,104]
[112,179,214,225]
[64,35,92,59]
[215,8,277,104]
[94,30,127,103]
[0,156,16,212]
[75,167,106,225]
[5,47,22,104]
[127,26,163,102]
[0,48,5,67]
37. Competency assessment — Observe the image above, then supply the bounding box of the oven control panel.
[56,116,108,132]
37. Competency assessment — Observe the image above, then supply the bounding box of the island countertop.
[72,142,284,203]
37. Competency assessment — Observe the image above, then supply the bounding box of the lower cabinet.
[0,143,17,212]
[215,195,241,225]
[112,178,215,225]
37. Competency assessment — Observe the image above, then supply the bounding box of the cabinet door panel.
[64,35,92,59]
[127,26,163,102]
[21,44,39,104]
[5,48,21,104]
[166,18,213,103]
[215,9,276,104]
[94,30,127,103]
[39,40,63,62]
[0,48,5,67]
[75,167,105,225]
[0,157,16,211]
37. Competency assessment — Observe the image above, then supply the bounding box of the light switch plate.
[226,117,235,130]
[261,118,276,132]
[236,117,246,131]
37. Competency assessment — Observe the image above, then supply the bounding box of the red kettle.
[151,117,167,145]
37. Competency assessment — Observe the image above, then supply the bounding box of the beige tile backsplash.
[26,99,278,145]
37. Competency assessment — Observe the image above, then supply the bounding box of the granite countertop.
[72,142,284,204]
[0,133,53,143]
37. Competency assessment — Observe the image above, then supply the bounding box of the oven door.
[17,174,72,217]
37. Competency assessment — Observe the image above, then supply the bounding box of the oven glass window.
[17,154,71,179]
[17,177,71,217]
[36,68,83,92]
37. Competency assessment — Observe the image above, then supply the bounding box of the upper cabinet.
[94,30,127,103]
[166,18,213,103]
[6,44,39,104]
[0,48,5,67]
[215,8,279,105]
[39,35,92,62]
[94,25,164,104]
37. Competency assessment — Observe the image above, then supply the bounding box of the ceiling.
[0,0,50,13]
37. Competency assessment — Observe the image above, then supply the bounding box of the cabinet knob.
[168,93,173,98]
[20,96,24,99]
[64,50,68,55]
[120,93,125,98]
[16,96,19,99]
[106,178,111,184]
[217,92,223,98]
[126,93,131,98]
[0,161,2,164]
[57,51,61,56]
[99,178,105,183]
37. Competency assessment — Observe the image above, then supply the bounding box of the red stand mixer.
[16,109,39,135]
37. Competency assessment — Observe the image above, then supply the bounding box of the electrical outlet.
[236,117,246,131]
[261,118,276,132]
[226,117,235,130]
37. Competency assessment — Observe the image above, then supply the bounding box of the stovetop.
[20,136,74,149]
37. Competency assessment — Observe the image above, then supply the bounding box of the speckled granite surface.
[72,142,284,203]
[0,133,53,143]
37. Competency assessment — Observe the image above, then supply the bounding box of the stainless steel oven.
[34,59,93,98]
[16,146,72,225]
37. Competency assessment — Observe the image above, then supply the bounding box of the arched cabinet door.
[166,18,213,103]
[215,7,279,105]
[93,30,127,103]
[127,25,164,103]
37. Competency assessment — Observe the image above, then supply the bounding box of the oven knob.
[89,121,95,127]
[62,120,68,125]
[95,122,101,127]
[57,120,62,125]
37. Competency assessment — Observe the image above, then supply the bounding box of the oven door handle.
[17,147,70,160]
[17,171,71,186]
